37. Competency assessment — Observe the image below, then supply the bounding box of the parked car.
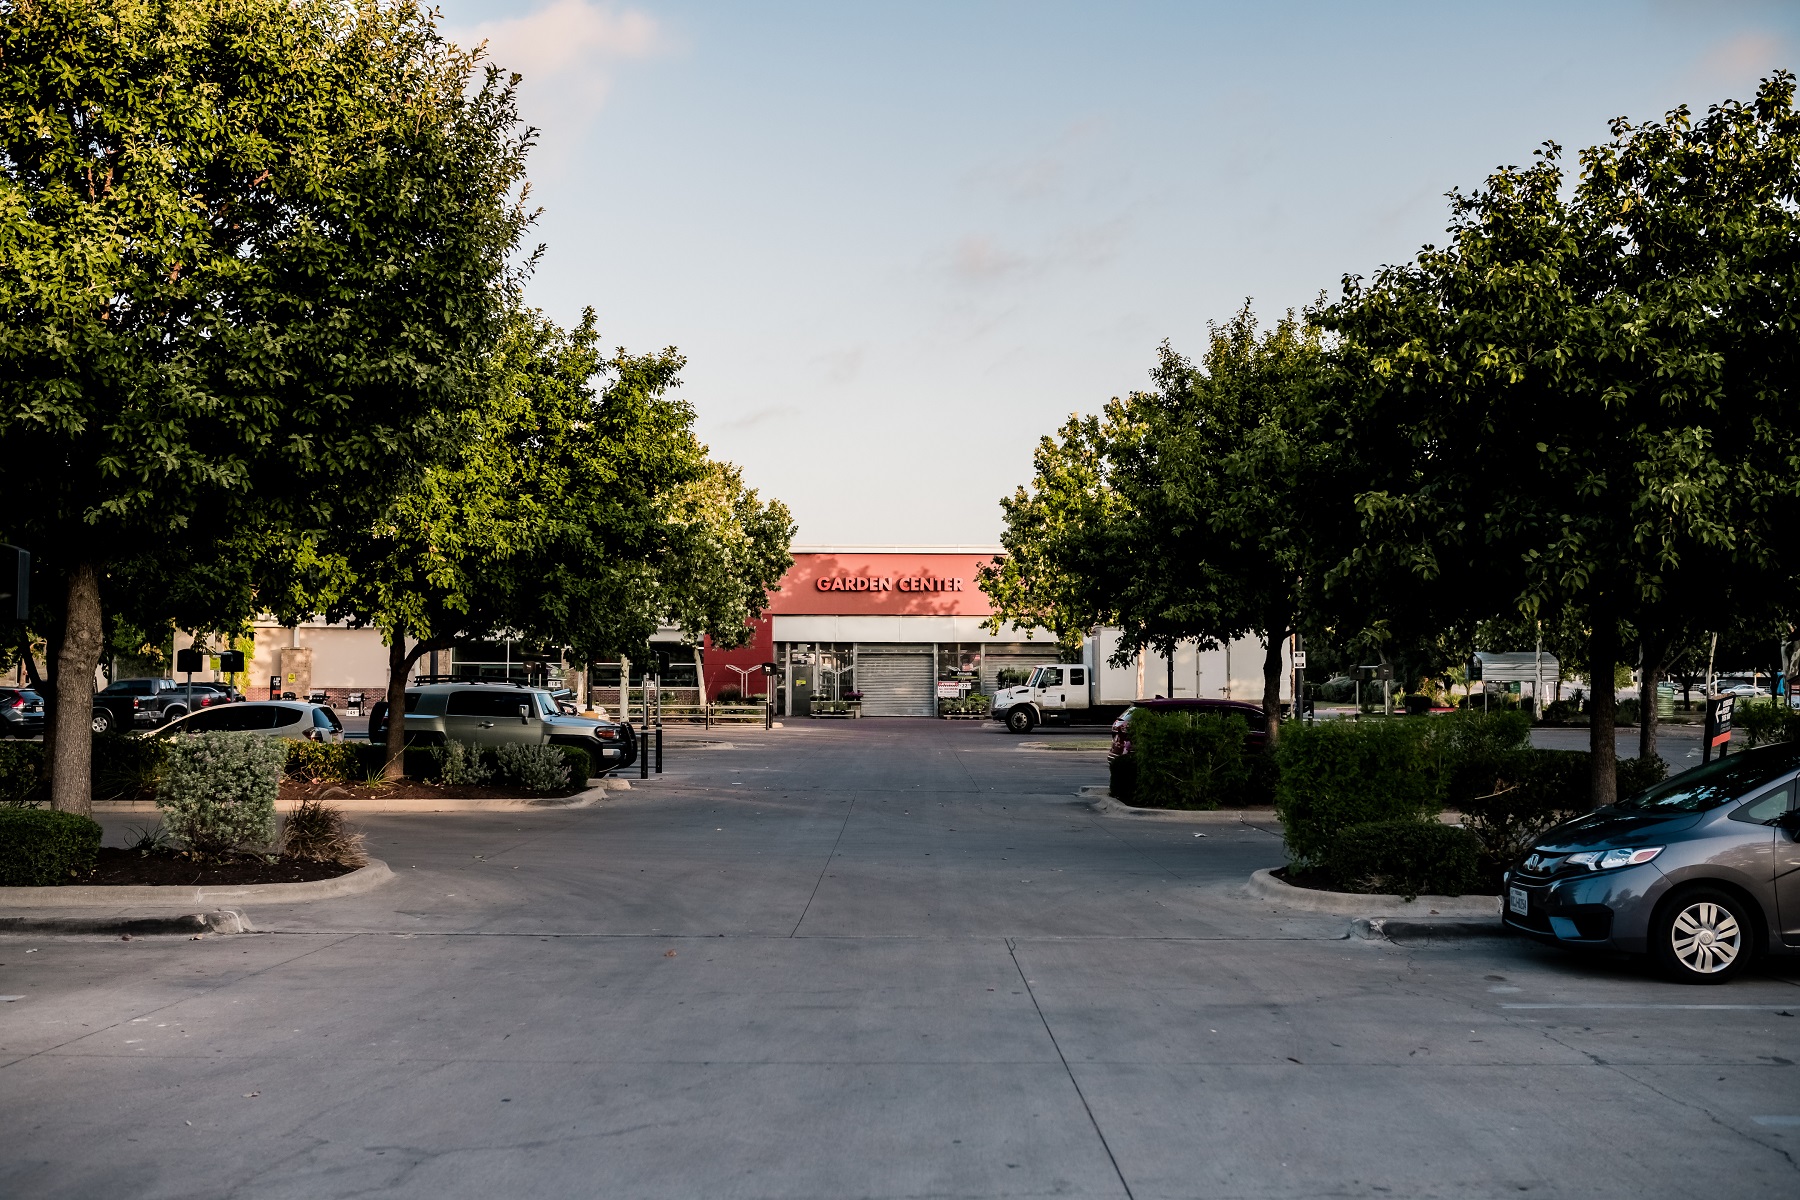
[1503,742,1800,983]
[370,682,636,772]
[155,700,344,742]
[92,677,230,733]
[1107,698,1269,764]
[0,688,45,738]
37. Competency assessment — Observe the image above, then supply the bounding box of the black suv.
[0,687,45,738]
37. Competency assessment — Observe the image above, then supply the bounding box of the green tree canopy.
[0,0,534,811]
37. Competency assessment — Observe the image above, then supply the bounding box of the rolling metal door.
[855,648,935,716]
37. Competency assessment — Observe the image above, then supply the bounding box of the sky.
[438,0,1800,546]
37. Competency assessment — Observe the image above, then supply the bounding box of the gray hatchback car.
[1503,743,1800,983]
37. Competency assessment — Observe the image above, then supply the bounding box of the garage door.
[855,646,935,716]
[980,653,1051,696]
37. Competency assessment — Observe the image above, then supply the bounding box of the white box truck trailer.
[988,627,1292,734]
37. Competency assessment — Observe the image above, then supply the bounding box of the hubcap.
[1671,902,1741,974]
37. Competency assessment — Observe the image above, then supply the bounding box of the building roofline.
[789,545,1004,554]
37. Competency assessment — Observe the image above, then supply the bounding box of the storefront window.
[937,644,983,696]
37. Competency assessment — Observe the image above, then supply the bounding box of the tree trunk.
[1260,626,1286,744]
[16,629,44,691]
[49,563,104,815]
[1588,624,1618,809]
[1637,637,1667,765]
[382,626,409,781]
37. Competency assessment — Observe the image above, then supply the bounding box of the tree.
[0,0,533,812]
[1327,74,1800,805]
[981,308,1346,742]
[286,305,793,774]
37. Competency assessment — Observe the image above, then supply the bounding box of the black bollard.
[655,725,663,774]
[640,724,649,779]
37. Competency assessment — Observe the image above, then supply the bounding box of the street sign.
[1292,651,1307,670]
[0,545,26,621]
[1704,694,1735,763]
[219,650,245,672]
[175,648,204,673]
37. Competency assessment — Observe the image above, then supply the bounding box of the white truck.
[989,628,1293,734]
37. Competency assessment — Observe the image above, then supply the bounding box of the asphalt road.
[3,720,1798,1199]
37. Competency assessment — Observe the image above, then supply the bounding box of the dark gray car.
[1503,742,1800,983]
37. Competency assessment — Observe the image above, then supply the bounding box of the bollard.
[655,725,663,773]
[640,725,649,779]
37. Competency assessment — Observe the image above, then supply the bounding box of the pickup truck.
[92,678,228,734]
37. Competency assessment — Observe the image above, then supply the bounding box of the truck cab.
[993,663,1096,733]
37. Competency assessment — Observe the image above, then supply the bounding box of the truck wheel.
[1005,707,1035,734]
[91,710,112,735]
[162,707,187,725]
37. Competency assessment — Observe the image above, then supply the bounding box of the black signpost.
[1,545,26,621]
[1703,694,1735,764]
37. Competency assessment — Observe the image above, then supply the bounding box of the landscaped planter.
[1248,867,1499,917]
[809,703,862,718]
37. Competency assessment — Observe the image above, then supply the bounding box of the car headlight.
[594,728,619,741]
[1565,846,1663,871]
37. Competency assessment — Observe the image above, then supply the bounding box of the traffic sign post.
[1703,694,1735,764]
[1,545,27,621]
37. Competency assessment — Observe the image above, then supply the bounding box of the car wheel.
[163,707,187,725]
[1005,707,1035,734]
[91,710,112,735]
[1651,887,1753,984]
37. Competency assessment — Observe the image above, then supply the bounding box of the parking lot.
[3,719,1798,1198]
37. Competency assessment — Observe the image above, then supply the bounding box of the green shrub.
[492,743,569,794]
[0,741,44,804]
[1327,819,1482,899]
[1540,699,1585,726]
[0,807,102,885]
[436,740,492,786]
[284,740,368,782]
[810,700,855,715]
[938,693,991,716]
[1614,698,1641,726]
[1275,719,1440,868]
[1458,750,1670,873]
[279,797,368,866]
[560,745,591,790]
[1735,700,1800,748]
[93,731,166,801]
[1435,709,1531,807]
[1402,693,1432,715]
[1130,709,1251,810]
[156,732,286,858]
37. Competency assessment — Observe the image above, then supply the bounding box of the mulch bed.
[78,848,358,887]
[281,779,579,802]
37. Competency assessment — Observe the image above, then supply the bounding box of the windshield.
[533,691,557,717]
[1616,745,1800,813]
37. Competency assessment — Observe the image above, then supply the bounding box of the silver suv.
[390,683,635,772]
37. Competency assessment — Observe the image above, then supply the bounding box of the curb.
[0,860,394,910]
[0,910,252,936]
[97,782,623,815]
[1351,916,1508,941]
[1082,791,1281,825]
[1248,868,1501,918]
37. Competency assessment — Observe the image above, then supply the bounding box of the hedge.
[1274,719,1440,868]
[1129,709,1253,810]
[1327,819,1482,899]
[560,746,591,791]
[0,807,102,885]
[0,741,44,804]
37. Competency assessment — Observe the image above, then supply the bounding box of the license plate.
[1509,886,1529,916]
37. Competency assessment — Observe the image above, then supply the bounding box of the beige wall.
[177,623,409,694]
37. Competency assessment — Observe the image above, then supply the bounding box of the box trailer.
[988,627,1292,734]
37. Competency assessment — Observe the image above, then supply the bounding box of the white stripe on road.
[1501,1003,1797,1010]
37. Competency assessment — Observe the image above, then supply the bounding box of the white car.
[1716,683,1770,698]
[154,700,344,742]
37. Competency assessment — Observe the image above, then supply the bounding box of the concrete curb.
[0,910,253,936]
[1351,917,1508,941]
[0,860,394,909]
[96,782,624,815]
[1248,868,1501,918]
[1081,790,1281,824]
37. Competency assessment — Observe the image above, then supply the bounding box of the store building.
[702,547,1293,718]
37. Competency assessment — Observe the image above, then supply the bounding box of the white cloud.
[457,1,662,129]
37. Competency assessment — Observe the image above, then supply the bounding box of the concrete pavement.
[3,719,1797,1198]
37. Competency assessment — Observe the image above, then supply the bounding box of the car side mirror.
[518,703,530,724]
